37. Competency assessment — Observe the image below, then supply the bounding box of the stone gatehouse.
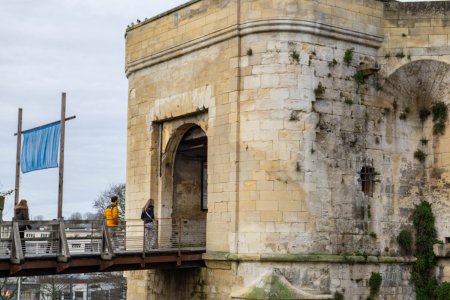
[124,1,450,299]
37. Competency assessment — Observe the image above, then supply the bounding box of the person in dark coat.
[141,198,157,250]
[14,199,30,252]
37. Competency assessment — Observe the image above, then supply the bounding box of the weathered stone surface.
[125,0,450,299]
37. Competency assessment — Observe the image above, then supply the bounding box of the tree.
[33,215,44,221]
[84,212,99,220]
[0,186,13,223]
[38,276,68,300]
[93,183,125,221]
[68,212,83,220]
[0,278,18,299]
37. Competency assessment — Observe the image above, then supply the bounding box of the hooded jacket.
[104,201,119,227]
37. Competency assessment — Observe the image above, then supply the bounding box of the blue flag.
[21,122,61,173]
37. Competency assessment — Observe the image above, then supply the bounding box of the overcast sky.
[0,0,439,220]
[0,0,187,220]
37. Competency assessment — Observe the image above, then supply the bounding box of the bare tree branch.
[93,183,125,221]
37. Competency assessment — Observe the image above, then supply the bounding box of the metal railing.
[0,218,206,264]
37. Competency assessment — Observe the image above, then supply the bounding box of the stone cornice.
[202,251,415,264]
[125,0,202,33]
[239,19,383,48]
[125,18,384,77]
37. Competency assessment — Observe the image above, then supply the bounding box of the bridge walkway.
[0,218,205,277]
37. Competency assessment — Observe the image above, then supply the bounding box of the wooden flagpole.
[14,108,23,206]
[58,93,66,219]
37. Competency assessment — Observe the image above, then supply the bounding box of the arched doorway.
[378,59,450,237]
[172,125,208,247]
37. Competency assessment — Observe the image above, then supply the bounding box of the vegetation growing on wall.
[343,48,354,66]
[431,101,448,136]
[333,291,344,300]
[314,82,325,98]
[289,50,300,64]
[395,52,405,59]
[353,71,365,86]
[397,229,413,255]
[434,122,446,136]
[368,272,382,299]
[328,58,338,68]
[409,201,450,299]
[412,201,438,300]
[436,282,450,300]
[418,107,431,122]
[431,102,448,122]
[414,150,426,163]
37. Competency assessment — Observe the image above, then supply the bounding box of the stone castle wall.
[125,1,450,299]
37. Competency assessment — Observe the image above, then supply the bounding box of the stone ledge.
[125,18,384,76]
[202,251,416,264]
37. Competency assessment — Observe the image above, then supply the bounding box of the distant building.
[23,227,101,256]
[4,273,125,300]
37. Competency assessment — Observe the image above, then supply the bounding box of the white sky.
[0,0,440,220]
[0,0,188,220]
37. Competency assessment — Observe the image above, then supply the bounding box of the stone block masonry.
[125,1,450,299]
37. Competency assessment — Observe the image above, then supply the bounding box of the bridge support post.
[57,220,70,262]
[10,221,23,264]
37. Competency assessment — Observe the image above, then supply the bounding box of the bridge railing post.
[141,221,146,268]
[10,221,23,264]
[58,219,70,262]
[101,220,114,260]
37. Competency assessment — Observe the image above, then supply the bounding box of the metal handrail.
[0,218,206,262]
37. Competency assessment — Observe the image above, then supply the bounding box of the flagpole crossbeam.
[13,115,76,136]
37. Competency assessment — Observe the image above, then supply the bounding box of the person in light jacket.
[141,198,157,250]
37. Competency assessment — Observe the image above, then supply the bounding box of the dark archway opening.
[173,126,207,246]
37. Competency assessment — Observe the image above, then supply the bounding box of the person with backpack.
[104,196,121,249]
[141,198,157,250]
[104,196,119,227]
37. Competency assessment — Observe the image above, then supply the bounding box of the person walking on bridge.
[141,198,157,250]
[14,199,30,253]
[104,196,120,249]
[104,196,119,227]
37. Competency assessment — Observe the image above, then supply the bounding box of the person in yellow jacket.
[104,196,119,227]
